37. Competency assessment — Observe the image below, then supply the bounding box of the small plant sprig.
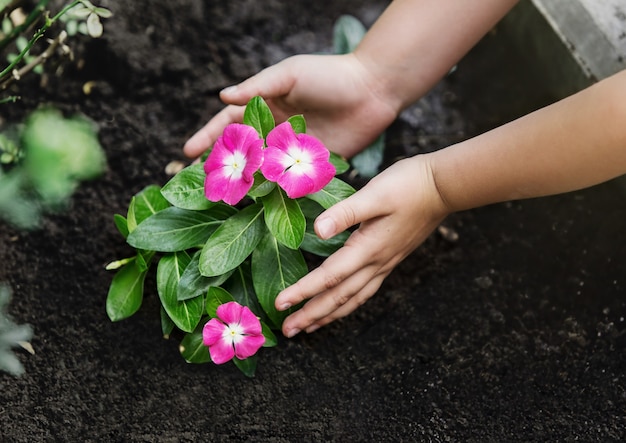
[0,0,111,95]
[106,97,355,377]
[0,284,33,376]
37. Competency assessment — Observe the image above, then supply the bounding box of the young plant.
[0,284,33,376]
[0,0,111,96]
[106,97,355,377]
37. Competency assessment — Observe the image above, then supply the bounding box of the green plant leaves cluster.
[106,97,354,376]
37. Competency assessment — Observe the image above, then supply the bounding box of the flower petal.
[208,337,235,364]
[266,121,299,151]
[234,334,265,360]
[239,305,263,335]
[216,301,243,325]
[202,318,226,346]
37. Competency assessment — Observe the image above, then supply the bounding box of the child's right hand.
[183,53,399,159]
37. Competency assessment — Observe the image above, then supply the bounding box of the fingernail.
[316,217,335,239]
[306,324,320,334]
[278,302,291,311]
[220,85,238,95]
[285,328,301,338]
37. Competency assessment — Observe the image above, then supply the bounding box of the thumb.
[314,187,385,240]
[219,60,296,106]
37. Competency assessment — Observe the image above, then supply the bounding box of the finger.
[183,105,245,158]
[281,266,385,337]
[315,180,389,240]
[275,237,372,311]
[304,276,386,333]
[219,60,297,106]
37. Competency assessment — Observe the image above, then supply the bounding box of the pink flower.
[202,301,265,364]
[204,123,264,205]
[260,122,335,198]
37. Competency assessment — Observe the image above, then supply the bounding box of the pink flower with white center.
[202,301,265,364]
[260,122,335,198]
[204,123,264,205]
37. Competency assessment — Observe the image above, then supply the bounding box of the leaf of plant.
[333,14,366,54]
[305,177,355,209]
[160,307,175,338]
[106,260,146,322]
[177,251,234,301]
[329,152,351,175]
[179,323,211,364]
[350,133,386,178]
[287,115,306,134]
[233,355,258,378]
[301,224,350,257]
[224,262,265,321]
[161,163,214,210]
[157,251,204,333]
[243,96,275,140]
[262,186,305,249]
[199,203,266,277]
[127,206,234,252]
[261,322,277,347]
[113,214,129,238]
[130,185,170,229]
[205,286,235,317]
[252,233,308,327]
[247,172,275,198]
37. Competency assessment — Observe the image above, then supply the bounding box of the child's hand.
[274,154,449,337]
[183,53,399,159]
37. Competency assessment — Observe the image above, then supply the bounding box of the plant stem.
[0,0,80,83]
[0,0,50,53]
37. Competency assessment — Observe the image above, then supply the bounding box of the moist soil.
[1,0,625,441]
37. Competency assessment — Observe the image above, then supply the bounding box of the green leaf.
[243,96,275,140]
[287,115,306,134]
[333,15,366,54]
[179,324,211,364]
[301,224,350,257]
[106,261,146,322]
[113,214,129,239]
[127,206,235,252]
[160,307,175,338]
[224,263,264,320]
[233,355,257,378]
[127,185,170,232]
[161,163,213,210]
[305,177,355,209]
[252,233,308,327]
[350,133,386,178]
[261,322,278,347]
[157,252,204,333]
[330,152,350,175]
[205,286,235,317]
[247,172,275,198]
[261,186,305,249]
[199,203,266,277]
[178,251,234,301]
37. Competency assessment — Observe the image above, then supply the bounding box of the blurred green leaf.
[333,15,366,54]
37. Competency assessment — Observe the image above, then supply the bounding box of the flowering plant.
[106,97,354,376]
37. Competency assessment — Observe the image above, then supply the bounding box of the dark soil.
[1,0,625,441]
